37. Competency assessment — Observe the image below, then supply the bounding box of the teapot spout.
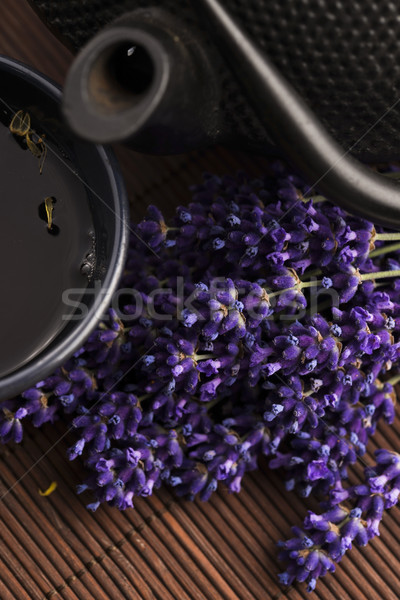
[62,9,220,153]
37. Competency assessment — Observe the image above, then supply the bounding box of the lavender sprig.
[278,448,400,592]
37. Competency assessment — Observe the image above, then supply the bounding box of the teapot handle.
[195,0,400,229]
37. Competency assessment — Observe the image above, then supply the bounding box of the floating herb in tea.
[38,197,59,235]
[9,109,47,173]
[44,196,55,230]
[9,109,30,136]
[26,130,47,174]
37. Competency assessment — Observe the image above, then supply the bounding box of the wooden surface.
[1,2,400,599]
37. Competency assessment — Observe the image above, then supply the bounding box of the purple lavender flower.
[278,448,400,592]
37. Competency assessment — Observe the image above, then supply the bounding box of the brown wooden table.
[0,2,399,599]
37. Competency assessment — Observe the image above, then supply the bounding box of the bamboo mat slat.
[1,1,400,599]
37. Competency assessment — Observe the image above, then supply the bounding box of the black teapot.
[28,0,400,227]
[29,0,400,160]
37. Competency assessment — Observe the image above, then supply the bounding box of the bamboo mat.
[0,2,400,598]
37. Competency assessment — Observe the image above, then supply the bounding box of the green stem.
[206,396,225,411]
[266,269,400,304]
[338,513,355,529]
[302,194,326,204]
[137,393,152,402]
[300,280,323,289]
[387,373,400,386]
[268,279,323,298]
[302,236,400,280]
[194,354,215,361]
[374,281,389,289]
[369,241,400,258]
[290,238,400,285]
[380,170,400,179]
[374,233,400,241]
[360,269,400,281]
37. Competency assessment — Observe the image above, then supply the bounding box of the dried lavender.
[4,164,400,593]
[278,448,400,592]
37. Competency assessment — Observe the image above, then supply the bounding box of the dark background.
[0,2,399,599]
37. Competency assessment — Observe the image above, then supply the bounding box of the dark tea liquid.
[0,117,94,378]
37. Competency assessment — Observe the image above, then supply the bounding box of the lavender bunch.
[14,260,398,510]
[3,163,400,592]
[65,237,400,507]
[136,169,377,280]
[278,448,400,592]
